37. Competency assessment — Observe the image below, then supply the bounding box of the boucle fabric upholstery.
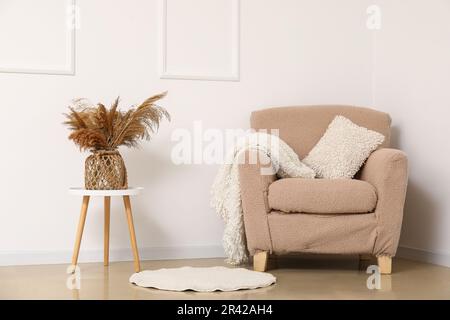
[302,116,385,179]
[251,105,391,159]
[358,148,408,256]
[268,212,377,255]
[212,133,315,265]
[239,106,408,258]
[239,150,277,256]
[268,178,377,214]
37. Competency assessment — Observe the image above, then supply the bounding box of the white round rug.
[129,266,276,292]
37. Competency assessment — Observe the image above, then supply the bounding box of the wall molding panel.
[0,0,76,75]
[159,0,240,81]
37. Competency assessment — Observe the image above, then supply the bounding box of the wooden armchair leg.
[253,251,269,272]
[377,256,392,274]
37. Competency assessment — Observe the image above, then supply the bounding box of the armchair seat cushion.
[268,178,377,214]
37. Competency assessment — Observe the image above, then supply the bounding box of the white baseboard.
[3,245,449,268]
[0,245,225,267]
[397,245,450,268]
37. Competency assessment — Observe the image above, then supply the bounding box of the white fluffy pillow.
[303,116,385,179]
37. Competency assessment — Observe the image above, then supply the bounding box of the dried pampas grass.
[64,92,169,151]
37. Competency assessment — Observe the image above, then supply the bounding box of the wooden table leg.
[123,196,141,273]
[71,196,90,267]
[104,196,111,266]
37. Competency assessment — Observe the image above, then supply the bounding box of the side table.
[69,187,143,272]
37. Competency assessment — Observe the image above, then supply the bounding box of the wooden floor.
[0,256,449,299]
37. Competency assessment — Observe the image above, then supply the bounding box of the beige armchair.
[239,106,408,274]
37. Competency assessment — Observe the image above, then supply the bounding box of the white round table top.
[68,187,143,196]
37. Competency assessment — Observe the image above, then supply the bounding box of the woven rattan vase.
[85,150,128,190]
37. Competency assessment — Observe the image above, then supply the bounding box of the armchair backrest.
[251,105,391,158]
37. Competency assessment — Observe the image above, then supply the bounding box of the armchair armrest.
[238,149,277,255]
[358,148,408,257]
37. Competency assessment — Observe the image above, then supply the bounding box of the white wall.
[0,0,448,267]
[374,0,450,266]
